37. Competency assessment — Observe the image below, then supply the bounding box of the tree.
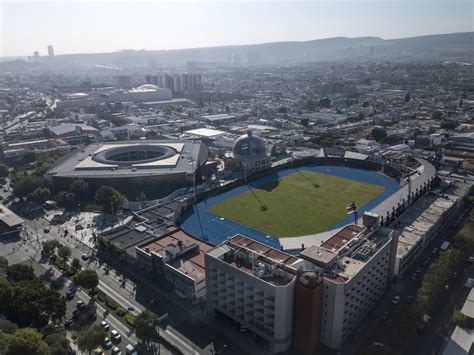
[453,309,468,327]
[54,191,76,209]
[371,127,387,142]
[0,163,8,177]
[29,187,51,204]
[6,264,35,283]
[7,280,66,327]
[431,111,443,120]
[95,186,124,213]
[405,92,411,103]
[300,118,309,127]
[135,192,147,203]
[71,258,82,273]
[0,328,51,355]
[57,245,71,267]
[77,325,106,354]
[318,97,331,108]
[12,175,44,199]
[0,320,18,334]
[69,179,89,202]
[135,310,160,351]
[440,119,458,130]
[0,256,8,271]
[75,269,99,291]
[43,333,69,355]
[42,240,61,256]
[305,98,316,110]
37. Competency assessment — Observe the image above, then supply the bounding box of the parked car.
[81,253,90,261]
[111,330,121,342]
[111,347,122,355]
[381,311,389,321]
[43,227,50,233]
[76,300,85,309]
[125,344,137,355]
[392,296,401,305]
[75,225,83,231]
[100,320,109,330]
[405,296,414,304]
[103,338,113,350]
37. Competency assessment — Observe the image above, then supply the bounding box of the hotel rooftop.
[207,235,302,286]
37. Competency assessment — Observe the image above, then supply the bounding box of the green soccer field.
[208,170,385,238]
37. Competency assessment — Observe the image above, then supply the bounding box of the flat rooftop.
[396,193,458,260]
[185,128,226,138]
[0,206,25,228]
[320,225,364,252]
[137,226,213,282]
[208,235,300,286]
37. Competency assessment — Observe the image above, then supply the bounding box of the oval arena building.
[45,140,208,199]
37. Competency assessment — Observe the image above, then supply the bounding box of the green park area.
[208,170,385,237]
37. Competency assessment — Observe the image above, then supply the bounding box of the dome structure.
[232,130,270,173]
[232,130,267,158]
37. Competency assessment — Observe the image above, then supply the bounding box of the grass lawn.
[208,170,385,237]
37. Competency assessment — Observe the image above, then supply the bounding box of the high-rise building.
[299,226,398,350]
[116,76,131,88]
[205,225,398,353]
[183,73,202,92]
[205,235,303,354]
[47,45,54,57]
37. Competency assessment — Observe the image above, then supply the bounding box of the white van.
[125,344,138,355]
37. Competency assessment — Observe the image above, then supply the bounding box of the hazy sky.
[1,0,472,57]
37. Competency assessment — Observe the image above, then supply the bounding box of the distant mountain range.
[3,32,473,67]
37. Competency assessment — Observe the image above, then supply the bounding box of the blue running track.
[181,165,400,249]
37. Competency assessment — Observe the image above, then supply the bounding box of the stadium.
[45,140,208,199]
[181,148,436,251]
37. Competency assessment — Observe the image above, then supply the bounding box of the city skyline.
[1,0,472,57]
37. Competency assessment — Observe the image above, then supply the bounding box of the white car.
[111,347,122,355]
[100,320,109,330]
[111,329,121,342]
[392,296,401,304]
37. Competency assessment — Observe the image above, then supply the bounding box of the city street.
[13,208,264,355]
[343,208,471,355]
[0,211,173,355]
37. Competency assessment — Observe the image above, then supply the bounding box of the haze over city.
[0,1,473,355]
[1,0,473,57]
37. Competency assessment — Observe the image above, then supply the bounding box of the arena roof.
[46,140,207,179]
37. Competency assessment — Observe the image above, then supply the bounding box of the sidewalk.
[96,269,209,355]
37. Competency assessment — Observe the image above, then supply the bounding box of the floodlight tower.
[346,201,358,225]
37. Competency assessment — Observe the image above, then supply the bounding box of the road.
[19,209,262,355]
[342,207,471,355]
[0,216,173,355]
